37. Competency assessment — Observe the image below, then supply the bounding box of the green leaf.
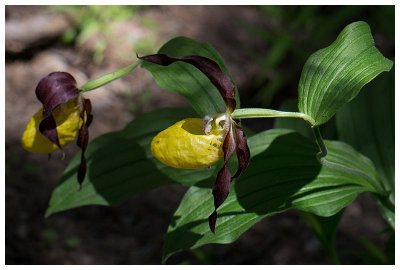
[336,69,394,193]
[375,196,395,230]
[336,68,394,228]
[162,129,385,262]
[45,107,218,217]
[141,37,240,116]
[298,21,393,125]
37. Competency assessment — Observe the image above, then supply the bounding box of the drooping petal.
[208,211,218,234]
[208,122,237,233]
[139,54,236,112]
[212,163,231,209]
[232,124,250,179]
[35,72,80,147]
[209,163,231,233]
[76,98,93,186]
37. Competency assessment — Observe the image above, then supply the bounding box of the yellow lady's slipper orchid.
[21,98,83,154]
[151,117,228,169]
[21,71,93,186]
[140,53,250,233]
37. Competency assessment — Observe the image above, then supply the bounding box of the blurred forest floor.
[5,5,393,264]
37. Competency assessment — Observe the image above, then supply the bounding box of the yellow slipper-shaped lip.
[151,118,227,169]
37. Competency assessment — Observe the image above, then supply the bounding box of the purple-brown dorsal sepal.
[36,72,80,119]
[222,124,236,162]
[76,98,93,187]
[139,54,236,112]
[232,124,250,179]
[208,163,231,233]
[35,72,80,147]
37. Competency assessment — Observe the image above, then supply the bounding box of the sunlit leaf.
[162,129,385,262]
[298,21,393,125]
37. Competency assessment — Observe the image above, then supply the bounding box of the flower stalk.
[79,60,141,92]
[231,108,316,126]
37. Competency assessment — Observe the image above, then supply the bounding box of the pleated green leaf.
[298,21,393,125]
[162,129,385,262]
[336,69,394,228]
[336,69,394,194]
[141,36,240,116]
[45,107,218,217]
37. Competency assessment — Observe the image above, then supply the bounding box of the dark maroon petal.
[39,115,61,148]
[77,153,87,188]
[208,163,231,233]
[76,98,93,187]
[140,54,236,112]
[232,124,250,179]
[35,72,80,147]
[212,163,231,209]
[208,211,218,234]
[82,98,93,127]
[222,124,236,162]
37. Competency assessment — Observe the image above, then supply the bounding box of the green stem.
[79,60,142,92]
[311,126,328,159]
[231,108,316,126]
[327,240,341,265]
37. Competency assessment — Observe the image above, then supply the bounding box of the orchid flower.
[140,54,250,233]
[21,72,93,186]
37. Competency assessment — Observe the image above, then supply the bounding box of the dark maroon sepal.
[35,72,80,147]
[139,54,236,112]
[36,72,80,118]
[222,124,236,162]
[76,98,93,187]
[232,124,250,179]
